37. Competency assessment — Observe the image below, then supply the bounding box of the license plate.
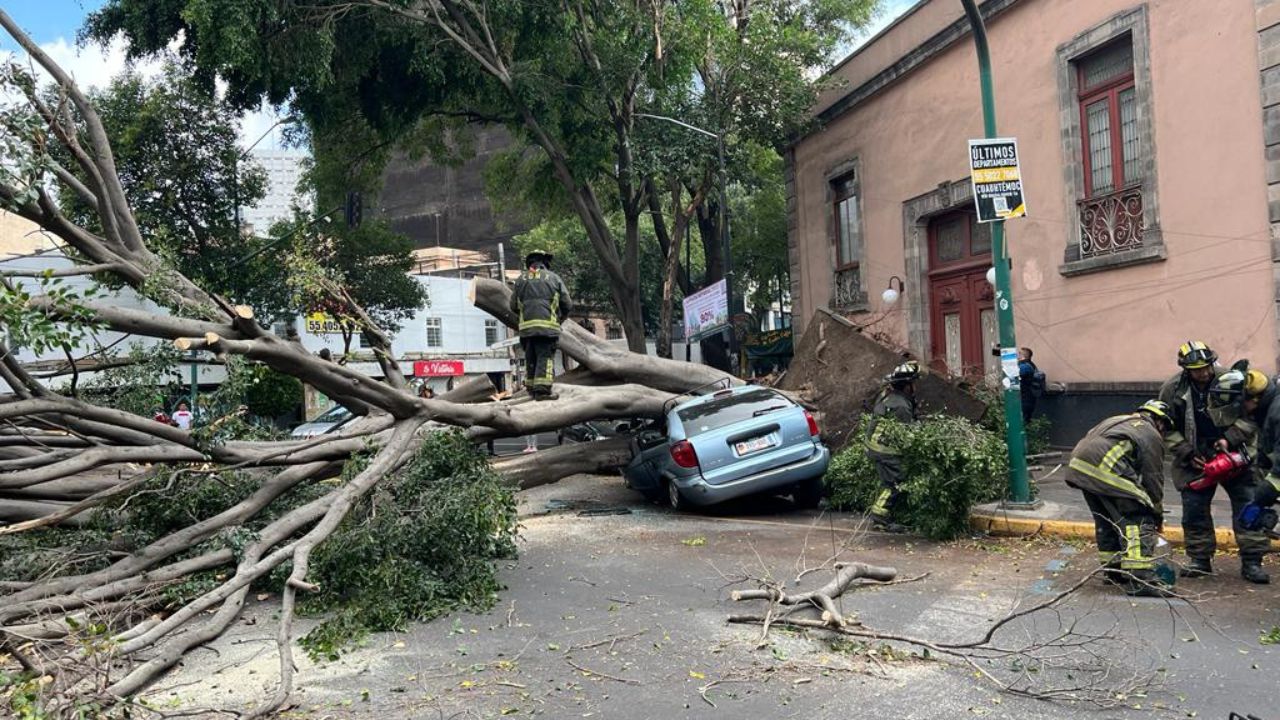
[735,435,775,455]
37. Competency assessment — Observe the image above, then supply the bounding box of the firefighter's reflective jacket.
[510,267,573,338]
[1065,413,1166,512]
[865,388,915,455]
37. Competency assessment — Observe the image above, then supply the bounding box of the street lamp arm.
[241,115,300,159]
[635,113,719,140]
[231,205,343,267]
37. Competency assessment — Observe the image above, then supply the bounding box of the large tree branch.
[471,278,734,392]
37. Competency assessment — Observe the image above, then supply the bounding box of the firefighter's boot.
[1242,559,1271,585]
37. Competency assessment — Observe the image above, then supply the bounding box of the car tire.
[666,480,686,511]
[793,475,825,510]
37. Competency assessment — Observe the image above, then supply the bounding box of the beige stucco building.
[787,0,1280,437]
[0,210,51,257]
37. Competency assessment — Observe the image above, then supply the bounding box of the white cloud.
[4,34,299,154]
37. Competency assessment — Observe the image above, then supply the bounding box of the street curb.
[969,512,1280,551]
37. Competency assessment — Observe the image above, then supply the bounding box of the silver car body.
[623,386,830,506]
[290,405,354,439]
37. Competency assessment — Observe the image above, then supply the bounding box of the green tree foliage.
[243,366,303,419]
[53,66,305,320]
[0,431,517,668]
[299,431,518,660]
[511,214,686,334]
[85,0,878,353]
[731,148,790,327]
[80,343,184,416]
[282,216,427,340]
[826,416,1010,540]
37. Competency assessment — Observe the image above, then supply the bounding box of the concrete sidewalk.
[970,451,1280,551]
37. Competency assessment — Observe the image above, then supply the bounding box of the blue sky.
[3,0,105,44]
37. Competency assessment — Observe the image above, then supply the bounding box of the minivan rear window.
[676,388,792,436]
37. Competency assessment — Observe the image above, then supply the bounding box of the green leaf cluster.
[298,431,518,660]
[0,274,104,357]
[0,431,516,679]
[243,365,303,419]
[826,415,1012,540]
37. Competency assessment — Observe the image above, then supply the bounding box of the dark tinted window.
[677,388,792,436]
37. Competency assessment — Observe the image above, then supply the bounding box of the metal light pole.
[685,221,692,362]
[235,115,299,232]
[960,0,1032,504]
[635,113,736,372]
[187,350,199,412]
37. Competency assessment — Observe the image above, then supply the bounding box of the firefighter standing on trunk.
[1200,364,1274,584]
[1065,400,1174,596]
[510,249,573,401]
[865,361,920,532]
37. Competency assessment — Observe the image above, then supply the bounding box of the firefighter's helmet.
[1205,364,1269,427]
[1137,399,1173,428]
[524,249,554,267]
[1177,340,1218,370]
[887,360,921,385]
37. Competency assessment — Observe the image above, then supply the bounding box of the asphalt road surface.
[151,474,1280,719]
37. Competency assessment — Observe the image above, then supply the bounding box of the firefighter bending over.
[1065,400,1174,597]
[865,361,920,533]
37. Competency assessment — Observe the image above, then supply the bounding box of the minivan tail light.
[671,440,699,468]
[804,410,820,437]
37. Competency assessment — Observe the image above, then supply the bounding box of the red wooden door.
[927,211,996,380]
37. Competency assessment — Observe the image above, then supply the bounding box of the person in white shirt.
[172,400,194,430]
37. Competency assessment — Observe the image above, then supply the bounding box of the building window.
[606,324,623,340]
[833,172,860,270]
[1078,39,1137,198]
[425,317,443,348]
[484,319,499,347]
[1056,8,1162,274]
[826,160,866,310]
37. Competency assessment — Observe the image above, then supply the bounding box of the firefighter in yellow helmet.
[1064,400,1173,596]
[865,360,920,532]
[1199,362,1274,584]
[1157,341,1227,577]
[509,249,574,400]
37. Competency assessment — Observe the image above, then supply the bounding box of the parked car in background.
[622,385,829,510]
[290,405,354,439]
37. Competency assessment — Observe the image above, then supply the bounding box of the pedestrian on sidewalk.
[865,360,920,533]
[1017,347,1044,424]
[523,435,538,454]
[1065,399,1174,596]
[172,400,195,430]
[1200,363,1274,584]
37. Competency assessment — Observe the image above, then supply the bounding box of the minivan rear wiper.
[751,405,789,417]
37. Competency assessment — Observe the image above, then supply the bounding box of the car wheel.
[666,480,685,511]
[793,475,824,510]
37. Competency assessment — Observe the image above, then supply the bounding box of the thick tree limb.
[492,436,633,489]
[470,278,733,392]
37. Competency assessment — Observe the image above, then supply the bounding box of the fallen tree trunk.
[493,436,633,490]
[0,12,781,715]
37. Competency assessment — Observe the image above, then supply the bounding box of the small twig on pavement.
[564,657,640,685]
[566,628,647,653]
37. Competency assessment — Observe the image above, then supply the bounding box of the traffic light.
[344,191,363,228]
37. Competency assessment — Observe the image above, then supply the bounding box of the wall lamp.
[882,276,905,306]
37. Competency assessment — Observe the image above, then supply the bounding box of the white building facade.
[241,150,310,235]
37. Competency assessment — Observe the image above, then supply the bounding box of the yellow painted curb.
[969,513,1280,551]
